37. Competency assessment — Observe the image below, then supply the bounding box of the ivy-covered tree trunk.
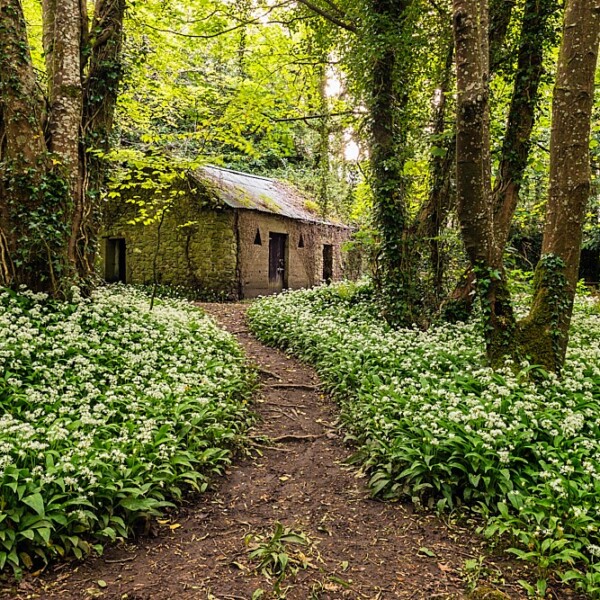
[80,0,126,281]
[492,0,558,248]
[415,41,455,309]
[517,0,600,372]
[368,0,419,326]
[42,0,84,280]
[0,0,71,294]
[453,0,516,364]
[0,0,125,296]
[447,0,556,321]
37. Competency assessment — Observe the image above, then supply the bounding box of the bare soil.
[0,303,584,600]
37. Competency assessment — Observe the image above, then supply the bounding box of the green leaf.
[37,528,52,544]
[23,493,45,516]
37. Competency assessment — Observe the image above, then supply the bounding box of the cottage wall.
[237,210,349,298]
[101,199,238,298]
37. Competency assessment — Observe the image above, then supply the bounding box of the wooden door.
[268,233,287,292]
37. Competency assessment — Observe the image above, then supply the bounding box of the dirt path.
[2,304,555,599]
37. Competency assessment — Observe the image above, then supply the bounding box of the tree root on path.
[269,433,323,443]
[265,383,318,390]
[257,367,281,380]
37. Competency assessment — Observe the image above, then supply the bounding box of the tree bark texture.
[43,0,84,272]
[80,0,126,281]
[492,0,558,248]
[0,0,125,296]
[489,0,516,72]
[368,0,419,325]
[453,0,516,363]
[0,0,68,293]
[518,0,600,371]
[415,41,455,309]
[447,0,558,320]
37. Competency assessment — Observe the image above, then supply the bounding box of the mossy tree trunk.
[0,0,70,294]
[80,0,126,283]
[453,0,600,371]
[447,0,557,321]
[368,0,421,326]
[517,0,600,372]
[491,0,558,249]
[0,0,125,297]
[453,0,517,364]
[414,40,455,310]
[42,0,84,281]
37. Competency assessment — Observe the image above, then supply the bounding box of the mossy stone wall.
[101,198,238,299]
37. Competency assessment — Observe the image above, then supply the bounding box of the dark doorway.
[268,232,287,292]
[105,238,127,283]
[323,244,333,283]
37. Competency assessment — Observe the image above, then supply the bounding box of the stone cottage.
[101,165,351,298]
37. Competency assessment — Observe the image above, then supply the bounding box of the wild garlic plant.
[0,285,254,574]
[249,282,600,596]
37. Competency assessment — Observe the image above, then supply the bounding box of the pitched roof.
[192,165,344,226]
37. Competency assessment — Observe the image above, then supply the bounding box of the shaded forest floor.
[0,303,582,600]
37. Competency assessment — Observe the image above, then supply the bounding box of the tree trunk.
[453,0,516,364]
[492,0,558,247]
[0,0,125,297]
[368,0,419,325]
[448,0,557,322]
[518,0,600,372]
[42,0,84,278]
[416,41,455,309]
[79,0,126,283]
[489,0,516,72]
[0,0,69,294]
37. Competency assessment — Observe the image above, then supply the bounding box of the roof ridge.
[203,164,275,183]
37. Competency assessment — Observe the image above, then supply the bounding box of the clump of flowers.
[0,285,254,573]
[248,282,600,596]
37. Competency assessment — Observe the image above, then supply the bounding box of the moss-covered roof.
[192,165,344,226]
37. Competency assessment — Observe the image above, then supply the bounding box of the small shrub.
[245,522,313,591]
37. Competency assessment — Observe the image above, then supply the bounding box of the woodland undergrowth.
[0,285,255,576]
[248,281,600,597]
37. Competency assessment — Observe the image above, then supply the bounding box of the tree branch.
[295,0,358,32]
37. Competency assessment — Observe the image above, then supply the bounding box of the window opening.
[105,238,126,283]
[298,234,305,248]
[323,244,333,283]
[254,228,262,245]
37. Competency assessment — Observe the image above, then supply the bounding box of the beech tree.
[453,0,600,371]
[0,0,125,297]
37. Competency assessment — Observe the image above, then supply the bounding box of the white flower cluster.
[0,285,252,550]
[249,285,600,558]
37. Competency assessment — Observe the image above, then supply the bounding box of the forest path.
[9,303,528,600]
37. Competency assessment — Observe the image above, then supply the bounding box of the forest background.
[3,0,600,370]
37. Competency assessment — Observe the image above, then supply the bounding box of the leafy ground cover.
[248,282,600,597]
[0,285,254,575]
